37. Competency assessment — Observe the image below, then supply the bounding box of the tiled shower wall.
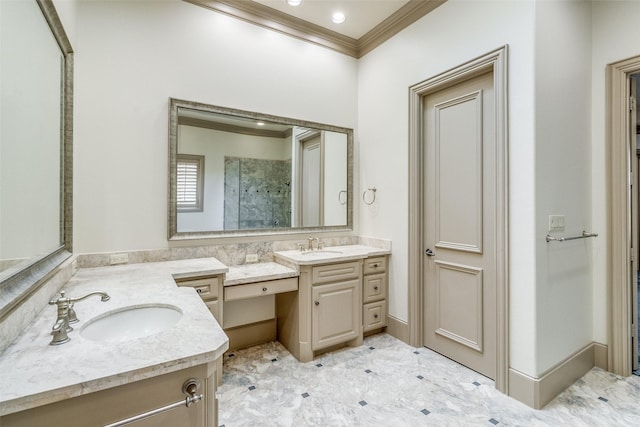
[224,157,292,230]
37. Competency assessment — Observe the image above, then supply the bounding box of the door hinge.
[631,248,635,262]
[631,96,636,112]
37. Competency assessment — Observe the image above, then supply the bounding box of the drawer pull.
[373,263,379,268]
[262,287,268,292]
[373,314,379,319]
[196,289,203,293]
[374,286,379,291]
[314,301,320,306]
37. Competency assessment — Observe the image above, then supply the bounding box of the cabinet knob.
[262,287,268,292]
[314,301,320,306]
[374,286,379,291]
[374,314,379,319]
[196,289,203,293]
[373,263,379,268]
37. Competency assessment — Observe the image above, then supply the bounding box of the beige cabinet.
[175,275,224,384]
[362,256,388,333]
[311,278,360,350]
[1,363,218,427]
[175,275,223,324]
[278,260,363,362]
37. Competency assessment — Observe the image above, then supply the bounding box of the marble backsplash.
[76,235,390,269]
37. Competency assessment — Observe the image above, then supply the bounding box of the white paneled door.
[423,71,497,379]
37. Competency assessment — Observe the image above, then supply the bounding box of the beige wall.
[73,0,358,253]
[533,0,593,375]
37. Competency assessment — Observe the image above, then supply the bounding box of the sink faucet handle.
[49,289,69,305]
[318,240,324,250]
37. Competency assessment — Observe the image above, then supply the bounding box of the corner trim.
[508,343,596,409]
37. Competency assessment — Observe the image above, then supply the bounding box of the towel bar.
[545,230,598,243]
[104,378,203,427]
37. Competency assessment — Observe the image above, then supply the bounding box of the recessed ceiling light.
[286,0,302,6]
[256,122,265,126]
[331,12,346,24]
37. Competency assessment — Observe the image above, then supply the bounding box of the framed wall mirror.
[168,99,353,240]
[0,0,73,319]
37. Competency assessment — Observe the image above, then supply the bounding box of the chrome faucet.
[48,290,110,345]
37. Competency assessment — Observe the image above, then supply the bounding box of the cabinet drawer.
[205,299,221,324]
[363,256,386,275]
[312,261,361,285]
[176,276,220,299]
[363,273,387,303]
[363,301,386,332]
[224,277,298,301]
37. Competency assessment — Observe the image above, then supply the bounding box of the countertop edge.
[0,344,228,417]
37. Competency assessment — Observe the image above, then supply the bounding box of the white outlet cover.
[246,254,259,263]
[548,215,565,232]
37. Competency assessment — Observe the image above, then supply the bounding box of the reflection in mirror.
[0,0,73,318]
[169,99,353,239]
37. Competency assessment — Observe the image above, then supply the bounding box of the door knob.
[425,249,435,257]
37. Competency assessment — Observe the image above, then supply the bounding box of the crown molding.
[358,0,447,57]
[184,0,358,57]
[183,0,447,58]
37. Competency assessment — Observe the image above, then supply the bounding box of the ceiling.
[251,0,410,40]
[185,0,446,58]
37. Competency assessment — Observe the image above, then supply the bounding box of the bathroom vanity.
[274,245,390,362]
[0,259,229,427]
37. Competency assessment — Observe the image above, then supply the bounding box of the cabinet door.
[312,279,360,350]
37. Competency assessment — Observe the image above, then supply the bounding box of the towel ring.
[363,187,377,205]
[338,190,347,205]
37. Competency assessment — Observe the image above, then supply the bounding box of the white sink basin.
[81,304,182,343]
[300,250,343,256]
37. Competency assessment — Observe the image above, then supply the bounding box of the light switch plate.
[548,215,565,232]
[246,254,259,263]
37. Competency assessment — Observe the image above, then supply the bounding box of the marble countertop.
[273,245,391,266]
[224,262,299,286]
[0,258,229,416]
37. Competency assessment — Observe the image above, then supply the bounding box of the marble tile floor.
[218,334,640,427]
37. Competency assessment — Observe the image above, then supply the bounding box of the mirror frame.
[0,0,73,320]
[168,98,354,240]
